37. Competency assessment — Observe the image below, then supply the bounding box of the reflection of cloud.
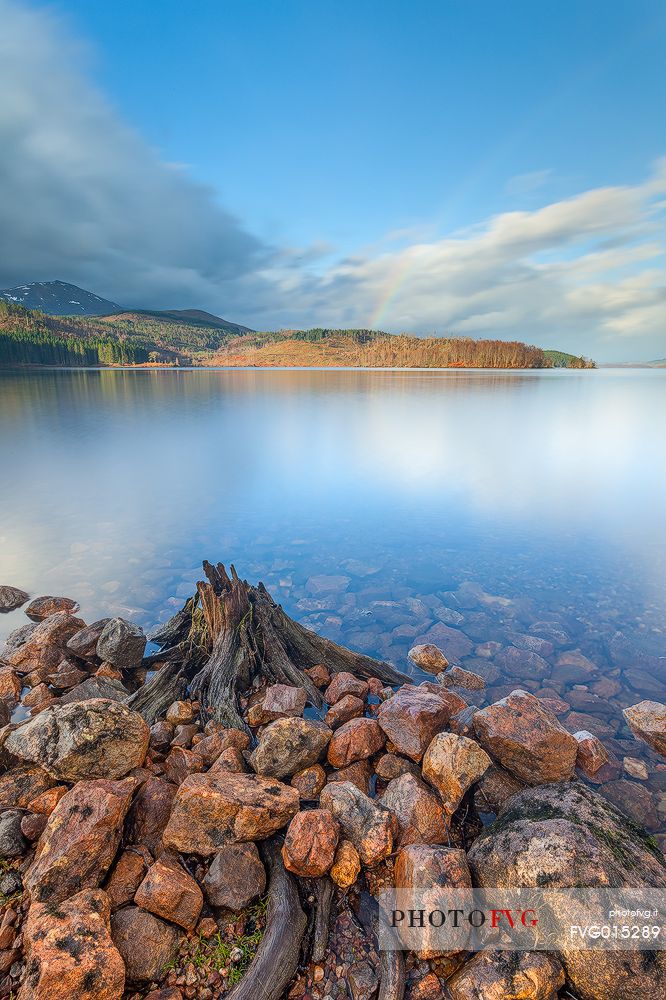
[1,1,666,360]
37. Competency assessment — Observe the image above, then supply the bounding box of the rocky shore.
[0,577,665,1000]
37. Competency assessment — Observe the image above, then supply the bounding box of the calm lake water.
[1,368,665,834]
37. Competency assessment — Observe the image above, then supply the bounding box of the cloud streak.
[1,0,665,360]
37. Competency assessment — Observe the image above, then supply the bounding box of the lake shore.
[1,573,664,1000]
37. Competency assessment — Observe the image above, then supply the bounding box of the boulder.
[0,809,28,857]
[5,698,149,780]
[26,777,136,904]
[306,664,331,688]
[375,687,455,761]
[623,700,666,756]
[25,596,79,620]
[600,779,660,831]
[330,839,361,888]
[422,732,491,815]
[249,717,332,779]
[96,617,146,669]
[327,717,385,768]
[111,906,181,983]
[573,730,611,778]
[248,683,307,726]
[468,782,666,1000]
[105,847,151,910]
[327,759,373,795]
[447,951,564,1000]
[380,773,449,846]
[407,644,449,674]
[6,611,86,679]
[290,764,327,799]
[58,676,129,704]
[0,585,29,612]
[163,771,299,855]
[374,753,421,782]
[65,619,110,660]
[19,889,124,1000]
[473,763,525,816]
[203,842,266,910]
[324,671,368,704]
[325,694,365,728]
[124,777,177,854]
[438,665,485,690]
[0,667,21,705]
[320,780,396,865]
[282,808,340,877]
[0,766,56,809]
[394,843,471,890]
[472,690,578,784]
[135,859,203,931]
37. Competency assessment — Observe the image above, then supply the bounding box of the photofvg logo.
[378,889,665,955]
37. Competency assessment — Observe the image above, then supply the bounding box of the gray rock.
[59,676,129,704]
[0,586,29,613]
[111,906,181,982]
[0,809,28,857]
[96,617,146,669]
[203,842,266,911]
[348,961,379,1000]
[1,622,37,655]
[66,619,111,660]
[0,869,22,896]
[249,717,332,779]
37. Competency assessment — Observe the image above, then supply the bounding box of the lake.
[1,367,665,837]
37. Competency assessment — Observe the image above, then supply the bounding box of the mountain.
[131,308,254,335]
[0,280,121,316]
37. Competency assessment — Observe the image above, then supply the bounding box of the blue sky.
[1,0,666,359]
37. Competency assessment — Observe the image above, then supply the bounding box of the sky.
[1,0,665,360]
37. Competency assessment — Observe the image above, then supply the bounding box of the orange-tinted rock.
[473,763,525,815]
[438,666,485,690]
[447,951,565,1000]
[250,684,307,726]
[22,682,50,708]
[380,773,449,846]
[47,664,89,690]
[26,777,136,904]
[163,746,204,785]
[325,694,365,728]
[473,690,578,784]
[20,812,47,841]
[394,843,472,890]
[0,766,56,809]
[249,717,332,779]
[574,730,611,778]
[165,700,194,725]
[376,686,453,761]
[6,611,86,680]
[282,808,340,877]
[171,723,199,749]
[623,700,666,756]
[105,847,151,910]
[135,859,203,931]
[326,759,373,795]
[203,841,266,910]
[209,746,247,773]
[410,973,443,1000]
[125,777,177,854]
[422,733,491,815]
[408,644,449,674]
[375,753,420,781]
[163,770,299,855]
[305,664,331,688]
[19,889,124,1000]
[111,906,181,982]
[26,783,68,817]
[330,838,361,888]
[320,780,395,865]
[0,667,21,706]
[327,717,385,768]
[324,671,368,705]
[291,764,327,799]
[25,596,80,620]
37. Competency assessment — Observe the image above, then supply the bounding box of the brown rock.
[111,906,181,982]
[324,671,368,704]
[25,596,80,620]
[166,700,194,726]
[0,667,21,705]
[408,643,449,674]
[19,889,124,1000]
[210,746,247,773]
[163,770,299,855]
[623,700,666,756]
[380,773,449,846]
[376,686,453,761]
[473,763,525,815]
[374,753,420,781]
[320,780,395,865]
[447,951,565,1000]
[171,723,199,748]
[251,683,307,725]
[437,665,485,690]
[326,759,373,794]
[472,689,578,784]
[5,698,149,781]
[125,777,177,854]
[22,682,50,707]
[448,704,480,737]
[0,765,55,809]
[65,618,110,660]
[305,664,331,688]
[150,720,175,754]
[135,859,203,931]
[327,717,385,768]
[47,664,89,690]
[325,694,365,728]
[105,847,151,910]
[291,764,327,799]
[6,611,86,680]
[422,732,491,815]
[26,777,136,904]
[574,730,611,778]
[0,585,29,612]
[601,779,660,831]
[203,842,266,910]
[348,960,379,1000]
[249,717,332,779]
[282,808,340,877]
[20,812,47,841]
[163,746,204,785]
[393,844,472,959]
[330,839,361,888]
[145,990,183,1000]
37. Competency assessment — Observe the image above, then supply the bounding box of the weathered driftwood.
[356,891,406,1000]
[311,877,334,963]
[185,561,409,729]
[226,839,307,1000]
[125,660,187,725]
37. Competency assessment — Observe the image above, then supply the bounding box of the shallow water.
[1,368,665,835]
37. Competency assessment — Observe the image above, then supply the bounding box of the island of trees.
[0,302,595,369]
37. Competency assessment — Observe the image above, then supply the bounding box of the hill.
[543,349,595,369]
[0,280,121,316]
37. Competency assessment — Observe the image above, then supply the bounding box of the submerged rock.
[623,700,666,756]
[5,698,149,780]
[20,889,125,1000]
[407,643,449,674]
[472,689,577,784]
